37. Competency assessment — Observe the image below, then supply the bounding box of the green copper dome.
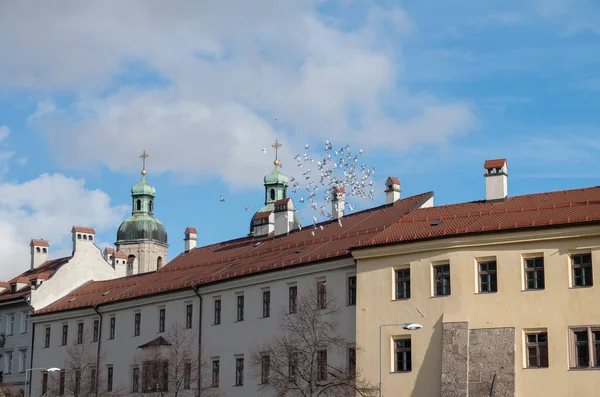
[264,167,289,185]
[117,173,168,245]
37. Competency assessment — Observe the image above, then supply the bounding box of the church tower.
[116,151,168,274]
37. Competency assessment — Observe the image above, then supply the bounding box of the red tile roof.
[185,227,197,234]
[484,159,507,169]
[72,226,95,234]
[34,192,433,315]
[357,186,600,248]
[386,177,400,185]
[104,247,115,255]
[30,239,49,247]
[274,198,292,205]
[0,256,71,302]
[253,211,273,220]
[0,282,9,288]
[114,251,128,259]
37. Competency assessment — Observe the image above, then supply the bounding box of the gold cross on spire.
[140,150,149,175]
[271,139,282,166]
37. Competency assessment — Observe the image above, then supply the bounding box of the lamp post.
[379,323,422,397]
[25,367,60,397]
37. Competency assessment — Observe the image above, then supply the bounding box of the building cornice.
[352,224,600,260]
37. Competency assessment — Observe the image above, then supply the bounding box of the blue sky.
[1,0,600,279]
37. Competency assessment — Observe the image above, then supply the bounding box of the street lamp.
[380,323,422,397]
[25,367,60,397]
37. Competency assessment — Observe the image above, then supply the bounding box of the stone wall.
[441,324,515,397]
[468,328,515,397]
[441,322,470,397]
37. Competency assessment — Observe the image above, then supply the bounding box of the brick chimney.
[274,198,295,236]
[385,177,401,204]
[71,226,96,254]
[484,159,508,202]
[332,187,345,219]
[30,239,49,269]
[184,227,198,253]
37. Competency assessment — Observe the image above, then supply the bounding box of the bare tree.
[133,323,218,397]
[251,286,378,397]
[46,331,124,397]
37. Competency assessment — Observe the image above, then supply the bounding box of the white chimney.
[30,239,49,269]
[385,177,401,204]
[103,247,115,263]
[484,159,508,202]
[72,226,96,254]
[274,198,295,236]
[332,188,345,219]
[126,255,139,276]
[184,227,198,253]
[253,211,275,236]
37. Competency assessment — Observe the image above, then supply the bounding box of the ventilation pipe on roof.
[30,239,49,270]
[184,227,198,253]
[332,187,345,219]
[385,177,401,204]
[274,198,295,237]
[484,159,508,202]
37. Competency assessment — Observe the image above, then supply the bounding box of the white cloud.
[0,173,128,280]
[0,1,476,186]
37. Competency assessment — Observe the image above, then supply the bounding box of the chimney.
[484,159,508,202]
[126,254,139,276]
[274,198,295,236]
[30,239,49,269]
[385,177,401,204]
[71,226,96,254]
[184,227,198,253]
[252,211,275,237]
[332,188,345,219]
[103,247,115,263]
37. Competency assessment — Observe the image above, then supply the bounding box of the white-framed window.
[20,311,29,334]
[7,313,15,336]
[18,350,27,373]
[5,350,13,374]
[569,326,600,368]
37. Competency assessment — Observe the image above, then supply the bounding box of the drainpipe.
[92,304,103,397]
[191,285,203,396]
[24,298,35,397]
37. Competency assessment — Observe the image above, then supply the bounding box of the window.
[186,304,193,329]
[263,291,271,318]
[214,299,221,325]
[44,326,51,348]
[184,362,192,389]
[434,264,451,296]
[270,189,275,201]
[261,355,270,384]
[525,257,545,290]
[478,260,497,293]
[59,370,65,395]
[317,281,327,309]
[149,200,154,213]
[75,370,81,395]
[572,253,593,287]
[21,311,29,334]
[235,357,244,386]
[7,313,15,335]
[77,322,84,344]
[61,324,68,346]
[394,338,412,372]
[93,319,99,342]
[5,351,13,374]
[570,327,600,368]
[289,286,297,314]
[212,360,220,387]
[159,308,166,333]
[136,199,141,211]
[142,360,169,392]
[395,269,410,299]
[288,351,298,379]
[237,295,244,322]
[348,276,357,305]
[109,317,115,339]
[18,350,26,373]
[42,373,48,395]
[525,332,548,368]
[348,348,356,376]
[134,312,141,336]
[157,256,163,269]
[107,366,113,392]
[132,367,140,393]
[317,349,328,381]
[91,368,97,392]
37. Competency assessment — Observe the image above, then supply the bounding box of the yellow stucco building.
[353,159,600,396]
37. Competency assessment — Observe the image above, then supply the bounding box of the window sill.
[430,294,451,299]
[476,291,498,294]
[390,371,411,374]
[523,366,548,369]
[521,288,545,292]
[570,286,594,289]
[568,367,600,371]
[392,298,411,302]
